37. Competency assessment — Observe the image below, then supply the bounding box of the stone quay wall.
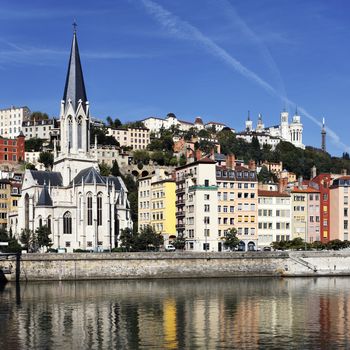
[4,251,350,281]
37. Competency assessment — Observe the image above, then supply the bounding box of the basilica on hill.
[15,29,133,252]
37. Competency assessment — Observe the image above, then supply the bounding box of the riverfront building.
[330,176,350,241]
[138,170,176,243]
[0,134,25,163]
[257,190,291,249]
[16,30,132,252]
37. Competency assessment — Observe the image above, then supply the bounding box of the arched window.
[67,116,73,150]
[87,192,93,225]
[24,193,29,230]
[77,116,83,149]
[38,216,43,228]
[47,216,52,233]
[97,192,102,226]
[63,211,72,234]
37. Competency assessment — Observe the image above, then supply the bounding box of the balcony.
[176,211,185,218]
[176,199,185,206]
[176,223,185,230]
[189,185,218,191]
[176,187,185,194]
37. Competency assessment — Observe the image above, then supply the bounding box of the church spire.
[321,117,326,152]
[63,24,87,111]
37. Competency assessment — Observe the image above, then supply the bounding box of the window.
[87,193,93,225]
[204,216,210,224]
[204,194,210,200]
[63,211,72,234]
[97,193,102,226]
[204,179,209,187]
[204,204,210,212]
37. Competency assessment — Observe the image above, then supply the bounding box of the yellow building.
[0,180,11,229]
[151,179,176,241]
[291,188,308,239]
[138,170,176,243]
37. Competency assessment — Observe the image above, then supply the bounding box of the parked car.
[263,246,272,251]
[165,244,176,252]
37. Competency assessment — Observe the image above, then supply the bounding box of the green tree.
[36,225,52,251]
[106,116,122,128]
[223,228,240,251]
[111,160,122,177]
[0,227,21,253]
[25,163,37,170]
[172,233,186,250]
[90,125,119,146]
[133,150,150,165]
[179,154,187,166]
[135,225,164,251]
[20,229,37,252]
[99,162,111,176]
[38,151,54,170]
[25,138,44,152]
[258,166,273,183]
[30,111,49,121]
[119,228,136,251]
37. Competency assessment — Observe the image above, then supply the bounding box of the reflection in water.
[1,278,350,349]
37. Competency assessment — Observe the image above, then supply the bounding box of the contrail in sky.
[138,0,350,153]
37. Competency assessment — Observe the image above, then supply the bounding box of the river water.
[1,277,350,349]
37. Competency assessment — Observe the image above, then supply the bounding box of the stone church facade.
[15,30,132,252]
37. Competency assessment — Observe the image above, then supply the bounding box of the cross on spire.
[73,20,78,33]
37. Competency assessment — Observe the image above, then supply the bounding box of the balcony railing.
[175,211,185,217]
[175,200,185,205]
[189,185,218,191]
[176,223,185,229]
[176,187,185,194]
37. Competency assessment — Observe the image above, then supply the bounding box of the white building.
[16,30,132,252]
[237,110,305,150]
[142,113,205,134]
[107,126,150,150]
[257,190,291,249]
[22,119,58,141]
[175,158,219,252]
[0,106,31,139]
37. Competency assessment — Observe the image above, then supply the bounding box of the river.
[1,277,350,349]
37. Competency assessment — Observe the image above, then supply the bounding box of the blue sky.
[1,0,350,156]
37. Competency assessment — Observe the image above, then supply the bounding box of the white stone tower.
[289,108,304,149]
[280,110,289,141]
[53,26,98,186]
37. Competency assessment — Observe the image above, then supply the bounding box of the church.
[236,110,305,150]
[15,29,133,252]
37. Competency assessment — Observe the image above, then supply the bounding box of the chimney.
[226,154,236,169]
[278,177,288,193]
[248,160,256,170]
[195,149,202,161]
[311,165,317,179]
[298,175,303,189]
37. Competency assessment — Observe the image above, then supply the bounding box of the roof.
[176,157,216,170]
[258,190,290,198]
[214,153,226,161]
[72,167,122,190]
[206,121,226,126]
[30,170,63,186]
[291,187,320,193]
[63,32,87,111]
[73,167,106,185]
[37,186,53,206]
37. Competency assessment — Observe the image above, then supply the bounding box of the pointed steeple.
[63,25,87,111]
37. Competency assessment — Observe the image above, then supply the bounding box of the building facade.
[16,30,132,252]
[330,176,350,241]
[22,118,58,141]
[0,106,31,139]
[107,126,150,150]
[0,134,25,163]
[257,190,291,248]
[138,170,176,243]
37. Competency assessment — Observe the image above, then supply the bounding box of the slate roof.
[63,31,87,111]
[30,170,63,186]
[72,167,122,190]
[37,186,53,206]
